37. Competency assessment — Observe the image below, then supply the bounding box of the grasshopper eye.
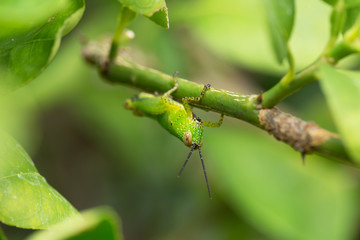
[182,131,192,146]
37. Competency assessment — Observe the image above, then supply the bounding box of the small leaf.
[208,127,359,240]
[26,207,123,240]
[0,132,79,229]
[119,0,164,16]
[148,6,169,29]
[0,0,85,94]
[343,6,360,33]
[319,64,360,162]
[321,0,338,6]
[262,0,295,63]
[322,0,360,36]
[119,0,169,28]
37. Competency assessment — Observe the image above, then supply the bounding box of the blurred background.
[2,0,360,239]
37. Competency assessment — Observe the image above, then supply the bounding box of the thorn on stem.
[257,91,263,103]
[301,152,306,165]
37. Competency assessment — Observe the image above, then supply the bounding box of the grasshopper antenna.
[178,144,212,199]
[178,143,196,177]
[198,146,212,199]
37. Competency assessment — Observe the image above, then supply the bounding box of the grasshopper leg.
[164,72,179,97]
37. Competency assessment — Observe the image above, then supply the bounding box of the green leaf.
[343,6,360,33]
[262,0,295,63]
[26,207,123,240]
[148,6,169,29]
[319,64,360,162]
[0,0,66,39]
[0,0,85,94]
[322,0,360,37]
[119,0,164,16]
[119,0,169,28]
[0,132,79,229]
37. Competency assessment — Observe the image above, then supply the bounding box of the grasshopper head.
[124,97,144,116]
[124,93,156,116]
[182,119,204,148]
[182,131,203,148]
[124,98,133,110]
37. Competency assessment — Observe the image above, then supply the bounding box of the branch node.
[259,108,339,154]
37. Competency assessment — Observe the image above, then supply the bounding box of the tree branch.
[82,40,354,165]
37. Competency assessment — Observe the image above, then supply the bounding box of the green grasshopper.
[124,73,224,198]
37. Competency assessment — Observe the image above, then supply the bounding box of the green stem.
[106,60,261,127]
[82,40,353,164]
[261,58,324,108]
[280,44,295,85]
[327,40,360,63]
[108,6,136,61]
[313,137,353,166]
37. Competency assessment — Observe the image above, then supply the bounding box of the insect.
[124,72,224,198]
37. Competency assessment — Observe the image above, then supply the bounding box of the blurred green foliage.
[0,0,84,94]
[1,0,360,239]
[171,0,331,74]
[0,132,79,229]
[319,65,360,161]
[0,226,6,240]
[27,207,123,240]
